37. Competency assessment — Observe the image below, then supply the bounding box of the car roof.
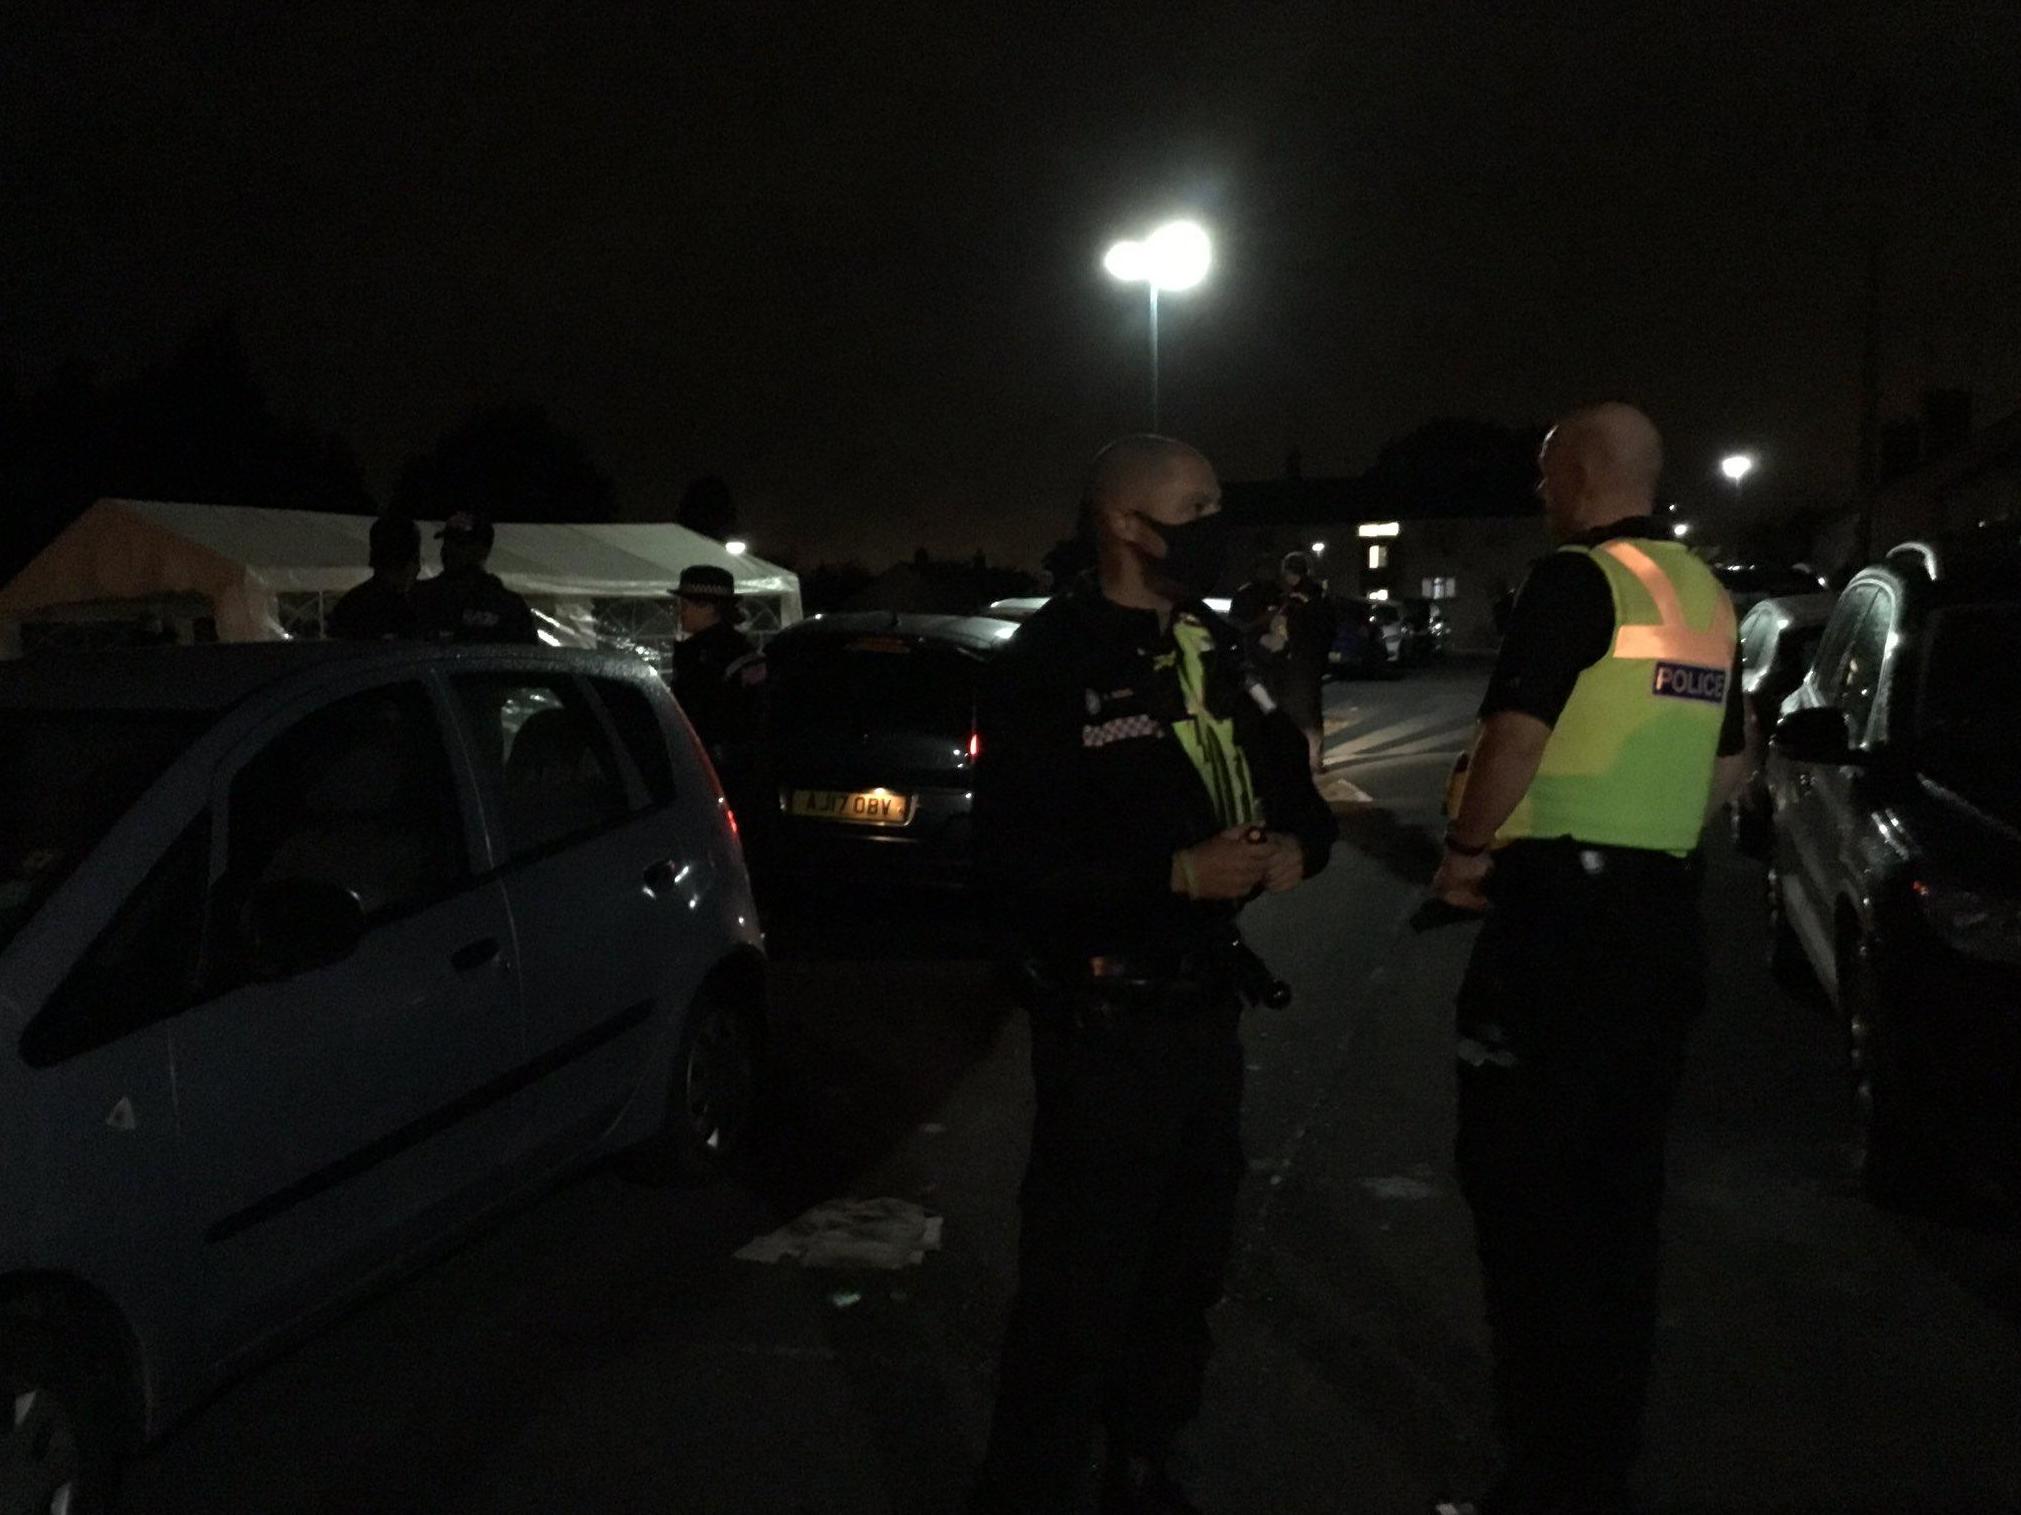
[0,642,656,713]
[1743,591,1837,629]
[1870,528,2021,603]
[771,611,1021,654]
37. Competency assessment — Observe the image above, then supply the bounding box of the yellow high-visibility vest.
[1496,538,1736,855]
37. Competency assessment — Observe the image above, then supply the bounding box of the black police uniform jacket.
[673,620,762,756]
[975,576,1337,963]
[412,567,537,645]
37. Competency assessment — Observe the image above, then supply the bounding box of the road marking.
[1330,711,1472,757]
[1316,773,1373,806]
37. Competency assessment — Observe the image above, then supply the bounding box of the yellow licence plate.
[786,788,915,827]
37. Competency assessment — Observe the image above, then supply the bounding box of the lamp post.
[1103,220,1212,431]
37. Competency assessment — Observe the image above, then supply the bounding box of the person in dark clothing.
[412,513,536,645]
[1227,572,1289,712]
[670,563,764,762]
[328,513,421,641]
[1276,551,1335,773]
[1429,405,1752,1515]
[971,435,1337,1515]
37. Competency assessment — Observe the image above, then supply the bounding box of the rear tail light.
[677,711,743,854]
[968,730,982,764]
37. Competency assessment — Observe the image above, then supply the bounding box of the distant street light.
[1310,540,1327,557]
[1672,521,1692,538]
[724,539,750,556]
[1103,219,1212,430]
[1720,453,1756,511]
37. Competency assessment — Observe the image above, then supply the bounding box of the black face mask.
[1137,512,1230,601]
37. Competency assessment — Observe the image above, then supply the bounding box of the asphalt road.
[123,661,2021,1514]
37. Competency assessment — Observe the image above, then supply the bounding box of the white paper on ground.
[735,1197,945,1270]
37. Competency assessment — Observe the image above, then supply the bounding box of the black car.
[755,612,1017,891]
[1764,531,2021,1205]
[1712,561,1832,617]
[1730,590,1835,855]
[1327,596,1405,677]
[1395,596,1451,663]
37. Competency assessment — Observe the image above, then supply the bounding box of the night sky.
[5,1,2018,567]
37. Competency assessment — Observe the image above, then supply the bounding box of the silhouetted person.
[412,512,536,645]
[670,564,764,762]
[1277,551,1334,773]
[328,513,422,641]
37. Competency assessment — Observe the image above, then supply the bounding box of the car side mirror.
[245,877,368,979]
[1771,705,1865,766]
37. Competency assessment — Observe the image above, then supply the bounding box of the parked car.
[758,613,1019,891]
[0,643,766,1509]
[1712,561,1832,617]
[1729,591,1836,855]
[984,595,1233,623]
[1395,596,1451,663]
[1328,597,1405,677]
[1763,531,2021,1206]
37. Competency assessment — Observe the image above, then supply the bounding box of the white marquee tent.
[0,499,801,665]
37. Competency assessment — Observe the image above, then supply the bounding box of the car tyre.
[1841,934,1927,1208]
[0,1312,124,1515]
[623,986,767,1186]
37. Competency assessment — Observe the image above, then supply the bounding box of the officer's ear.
[1099,500,1154,552]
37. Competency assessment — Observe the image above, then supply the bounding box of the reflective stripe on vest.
[1495,538,1735,855]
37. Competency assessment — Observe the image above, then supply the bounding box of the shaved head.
[1538,402,1665,540]
[1085,434,1212,520]
[1081,433,1224,611]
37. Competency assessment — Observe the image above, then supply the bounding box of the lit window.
[1356,521,1401,539]
[1421,576,1457,600]
[1368,588,1391,601]
[1367,544,1389,570]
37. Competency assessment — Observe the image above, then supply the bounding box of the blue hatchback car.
[0,644,765,1510]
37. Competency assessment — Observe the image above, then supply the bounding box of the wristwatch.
[1443,830,1491,858]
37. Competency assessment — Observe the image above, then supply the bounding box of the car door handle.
[641,860,679,897]
[450,937,502,974]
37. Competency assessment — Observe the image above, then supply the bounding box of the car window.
[590,676,677,805]
[453,675,631,860]
[1833,590,1894,741]
[1738,606,1775,675]
[217,683,466,990]
[0,710,207,956]
[21,813,212,1067]
[768,638,979,740]
[1808,586,1872,696]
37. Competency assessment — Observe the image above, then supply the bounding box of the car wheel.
[1763,858,1814,997]
[0,1316,122,1515]
[624,986,766,1186]
[1841,934,1927,1208]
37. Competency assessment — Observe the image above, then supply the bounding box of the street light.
[1310,540,1327,558]
[1672,521,1692,539]
[1720,453,1756,510]
[1103,219,1212,430]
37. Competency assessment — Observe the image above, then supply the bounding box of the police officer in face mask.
[970,436,1337,1515]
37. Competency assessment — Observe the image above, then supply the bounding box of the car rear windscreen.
[0,712,208,954]
[768,638,980,739]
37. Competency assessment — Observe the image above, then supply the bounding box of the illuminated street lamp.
[1103,219,1212,430]
[1672,521,1692,539]
[1719,452,1756,509]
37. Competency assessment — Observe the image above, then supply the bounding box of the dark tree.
[676,474,737,540]
[395,404,615,524]
[0,316,374,582]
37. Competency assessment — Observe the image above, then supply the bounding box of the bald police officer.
[1431,404,1752,1515]
[972,436,1336,1515]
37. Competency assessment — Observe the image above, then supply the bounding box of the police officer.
[327,513,421,641]
[1430,404,1752,1515]
[412,512,537,645]
[972,435,1337,1515]
[670,563,764,762]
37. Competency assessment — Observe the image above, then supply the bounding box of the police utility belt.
[1024,929,1291,1014]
